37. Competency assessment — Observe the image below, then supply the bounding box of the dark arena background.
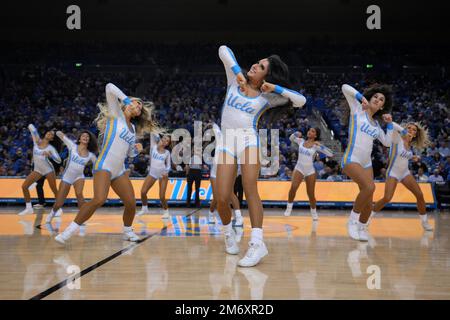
[0,0,449,310]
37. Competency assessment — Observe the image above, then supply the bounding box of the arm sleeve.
[48,146,61,164]
[127,144,139,158]
[272,85,307,108]
[165,152,171,172]
[105,83,129,119]
[56,132,76,149]
[218,45,242,86]
[150,133,160,148]
[377,122,394,147]
[289,133,303,145]
[28,124,40,144]
[390,122,406,144]
[342,84,363,114]
[316,145,334,157]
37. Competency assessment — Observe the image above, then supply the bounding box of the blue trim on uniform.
[97,119,117,170]
[387,144,398,177]
[231,65,241,75]
[274,85,284,94]
[345,114,358,165]
[252,102,270,129]
[386,123,394,130]
[355,92,363,103]
[123,97,132,105]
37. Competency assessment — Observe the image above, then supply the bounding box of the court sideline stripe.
[29,208,201,300]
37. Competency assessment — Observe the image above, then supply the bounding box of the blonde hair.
[95,98,165,142]
[402,122,431,150]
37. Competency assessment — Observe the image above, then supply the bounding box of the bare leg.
[209,178,217,212]
[159,175,169,210]
[140,175,157,206]
[240,147,263,228]
[52,181,71,212]
[304,174,317,209]
[373,177,398,212]
[216,152,237,226]
[111,174,136,227]
[401,175,426,214]
[45,172,58,198]
[343,163,376,223]
[230,191,240,211]
[22,171,43,203]
[73,179,86,209]
[73,171,111,225]
[288,170,304,203]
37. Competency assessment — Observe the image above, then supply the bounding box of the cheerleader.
[137,133,171,218]
[373,122,433,230]
[45,130,98,223]
[284,128,334,219]
[55,83,162,245]
[18,125,61,215]
[340,84,394,241]
[216,45,306,267]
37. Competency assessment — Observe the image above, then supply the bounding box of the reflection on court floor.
[0,207,448,300]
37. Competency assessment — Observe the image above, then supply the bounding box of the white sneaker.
[421,220,433,231]
[224,229,239,255]
[45,212,54,223]
[208,212,216,224]
[137,208,149,216]
[18,208,34,216]
[123,230,140,242]
[235,227,244,243]
[55,234,68,246]
[33,203,44,209]
[234,215,244,226]
[311,211,319,221]
[54,208,62,217]
[347,218,359,240]
[44,222,56,235]
[238,241,268,267]
[284,207,292,216]
[162,209,170,219]
[79,224,86,237]
[358,223,369,242]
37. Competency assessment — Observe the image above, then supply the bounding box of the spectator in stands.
[326,167,344,182]
[428,169,444,184]
[438,141,450,157]
[416,167,429,182]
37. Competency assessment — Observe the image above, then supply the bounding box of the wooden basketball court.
[0,207,449,300]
